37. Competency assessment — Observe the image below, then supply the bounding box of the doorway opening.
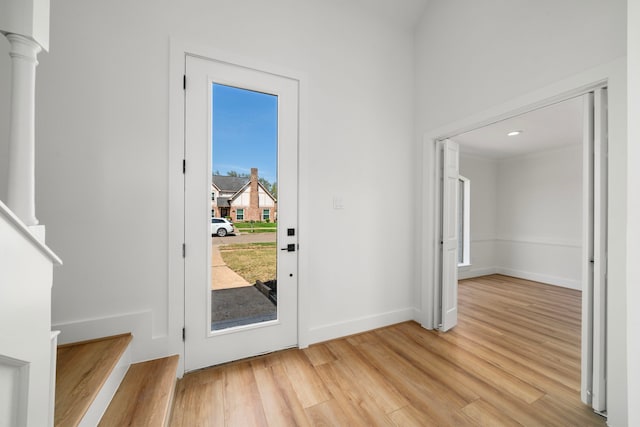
[433,88,608,416]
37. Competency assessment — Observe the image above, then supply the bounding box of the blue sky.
[212,83,277,184]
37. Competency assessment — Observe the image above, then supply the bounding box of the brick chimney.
[249,168,259,221]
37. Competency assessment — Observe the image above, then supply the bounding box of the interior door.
[439,139,460,331]
[581,88,608,412]
[184,55,299,371]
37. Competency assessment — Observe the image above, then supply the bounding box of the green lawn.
[234,222,277,233]
[219,242,276,284]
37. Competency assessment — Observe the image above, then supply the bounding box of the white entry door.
[439,139,460,331]
[184,55,299,371]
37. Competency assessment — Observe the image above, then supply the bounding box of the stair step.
[98,355,180,427]
[55,333,133,427]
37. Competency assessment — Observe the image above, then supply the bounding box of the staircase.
[55,333,179,427]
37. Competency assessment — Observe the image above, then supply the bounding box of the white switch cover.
[333,197,344,209]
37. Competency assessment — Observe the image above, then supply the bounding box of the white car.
[211,217,234,237]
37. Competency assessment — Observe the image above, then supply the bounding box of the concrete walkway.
[211,244,250,290]
[211,232,277,290]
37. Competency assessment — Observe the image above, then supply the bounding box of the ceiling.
[452,95,585,159]
[348,0,431,29]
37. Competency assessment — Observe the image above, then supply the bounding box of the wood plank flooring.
[170,275,606,426]
[99,354,180,426]
[55,333,132,427]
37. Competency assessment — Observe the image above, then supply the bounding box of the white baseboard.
[495,267,582,290]
[52,311,172,363]
[307,308,414,345]
[458,267,498,280]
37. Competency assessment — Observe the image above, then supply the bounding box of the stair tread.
[55,333,133,427]
[98,354,180,427]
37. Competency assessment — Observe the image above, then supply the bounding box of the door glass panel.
[210,83,278,331]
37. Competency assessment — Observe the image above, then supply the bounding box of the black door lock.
[281,243,296,252]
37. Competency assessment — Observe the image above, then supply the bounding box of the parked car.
[211,217,234,237]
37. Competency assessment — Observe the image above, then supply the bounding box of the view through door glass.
[210,83,278,331]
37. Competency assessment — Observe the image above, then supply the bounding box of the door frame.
[420,60,625,411]
[168,38,308,376]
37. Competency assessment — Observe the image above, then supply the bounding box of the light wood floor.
[56,333,132,427]
[170,275,606,426]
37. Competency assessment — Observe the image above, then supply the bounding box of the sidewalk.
[211,244,250,290]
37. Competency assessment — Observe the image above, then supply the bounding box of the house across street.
[211,168,277,222]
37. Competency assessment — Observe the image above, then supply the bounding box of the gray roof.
[212,175,248,193]
[216,197,230,207]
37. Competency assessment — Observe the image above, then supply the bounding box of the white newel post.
[5,33,42,227]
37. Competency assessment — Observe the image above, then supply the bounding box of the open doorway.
[433,89,608,416]
[454,96,585,288]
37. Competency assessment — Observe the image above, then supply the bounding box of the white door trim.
[168,38,309,376]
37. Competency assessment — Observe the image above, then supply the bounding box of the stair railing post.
[5,33,42,227]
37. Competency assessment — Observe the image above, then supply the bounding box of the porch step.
[98,355,180,427]
[55,333,133,427]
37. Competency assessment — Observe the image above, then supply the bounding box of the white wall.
[414,0,627,132]
[627,1,640,424]
[0,38,9,202]
[415,1,628,425]
[0,0,416,360]
[458,153,497,278]
[495,145,582,289]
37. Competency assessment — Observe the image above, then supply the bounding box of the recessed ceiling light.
[507,130,522,136]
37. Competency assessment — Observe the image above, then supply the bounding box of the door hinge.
[183,74,186,90]
[182,243,186,258]
[182,159,186,174]
[182,327,185,341]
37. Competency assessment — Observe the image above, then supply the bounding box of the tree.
[224,170,276,197]
[258,177,271,189]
